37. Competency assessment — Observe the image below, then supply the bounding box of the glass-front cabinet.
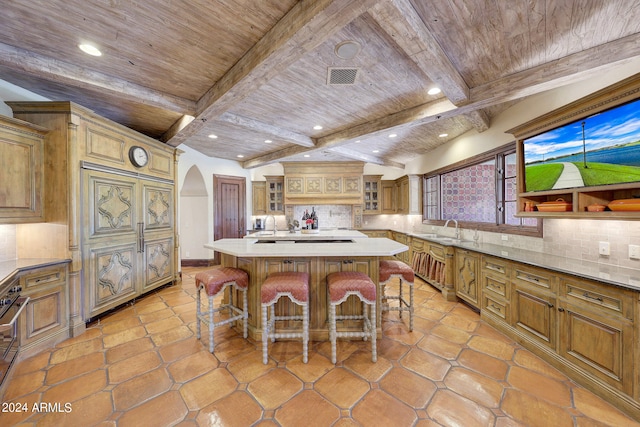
[363,175,381,214]
[266,176,284,214]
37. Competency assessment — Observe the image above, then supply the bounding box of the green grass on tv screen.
[526,162,640,191]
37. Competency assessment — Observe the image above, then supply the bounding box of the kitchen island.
[205,236,407,341]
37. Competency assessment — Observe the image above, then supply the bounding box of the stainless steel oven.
[0,277,29,387]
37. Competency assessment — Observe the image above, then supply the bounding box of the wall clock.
[129,146,149,167]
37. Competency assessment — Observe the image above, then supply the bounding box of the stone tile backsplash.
[376,215,639,270]
[292,205,352,229]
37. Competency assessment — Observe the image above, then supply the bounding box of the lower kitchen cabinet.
[511,264,557,350]
[392,232,409,263]
[360,230,388,238]
[454,248,480,308]
[480,255,511,322]
[19,263,70,358]
[475,249,640,419]
[558,274,635,396]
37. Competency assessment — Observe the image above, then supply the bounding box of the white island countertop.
[206,237,407,257]
[244,229,368,240]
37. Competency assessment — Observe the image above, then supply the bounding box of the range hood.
[282,161,364,205]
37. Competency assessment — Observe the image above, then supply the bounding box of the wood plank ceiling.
[1,0,640,169]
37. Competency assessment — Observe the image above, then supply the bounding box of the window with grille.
[423,143,541,236]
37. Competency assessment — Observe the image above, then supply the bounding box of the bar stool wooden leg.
[261,272,310,365]
[194,267,249,353]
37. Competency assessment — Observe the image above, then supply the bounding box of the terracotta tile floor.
[2,266,639,426]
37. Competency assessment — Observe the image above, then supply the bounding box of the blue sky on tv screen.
[524,98,640,164]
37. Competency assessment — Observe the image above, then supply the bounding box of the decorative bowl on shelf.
[608,199,640,211]
[586,204,606,212]
[536,198,573,212]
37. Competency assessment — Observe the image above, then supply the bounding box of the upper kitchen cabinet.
[252,181,267,216]
[265,176,284,214]
[282,162,363,205]
[381,180,396,214]
[0,116,48,223]
[396,175,422,215]
[363,175,381,214]
[508,74,640,219]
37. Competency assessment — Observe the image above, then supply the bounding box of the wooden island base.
[220,253,384,341]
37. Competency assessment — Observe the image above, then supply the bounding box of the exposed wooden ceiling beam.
[328,146,405,169]
[245,34,640,167]
[242,145,312,169]
[163,0,382,147]
[219,112,315,147]
[464,110,490,133]
[369,0,470,105]
[0,42,196,114]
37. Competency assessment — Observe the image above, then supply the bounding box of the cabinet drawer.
[481,255,508,276]
[483,293,509,321]
[560,276,634,321]
[482,274,509,299]
[513,266,555,292]
[411,238,425,252]
[21,266,66,292]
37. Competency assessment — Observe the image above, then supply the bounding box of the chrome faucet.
[443,219,460,240]
[265,215,277,233]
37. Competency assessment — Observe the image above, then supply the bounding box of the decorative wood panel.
[0,116,46,223]
[87,243,138,316]
[143,237,174,292]
[144,185,172,230]
[86,128,125,164]
[90,179,136,236]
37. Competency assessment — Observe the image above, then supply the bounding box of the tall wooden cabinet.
[8,101,179,330]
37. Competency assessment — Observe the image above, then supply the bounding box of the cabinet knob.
[558,307,565,313]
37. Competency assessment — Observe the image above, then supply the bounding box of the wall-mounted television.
[523,97,640,192]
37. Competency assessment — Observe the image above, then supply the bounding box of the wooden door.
[213,175,246,264]
[81,169,140,319]
[139,178,175,293]
[81,169,175,319]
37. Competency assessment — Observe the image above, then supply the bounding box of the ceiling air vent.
[327,67,358,85]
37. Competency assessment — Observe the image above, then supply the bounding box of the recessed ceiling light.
[389,134,397,138]
[264,139,272,143]
[208,134,218,139]
[334,41,361,60]
[439,133,448,138]
[313,125,323,130]
[428,87,441,95]
[303,154,310,158]
[355,140,361,143]
[237,154,244,158]
[78,44,102,56]
[372,150,379,153]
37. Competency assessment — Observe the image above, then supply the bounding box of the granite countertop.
[396,231,640,292]
[206,237,407,257]
[0,258,71,286]
[244,229,368,240]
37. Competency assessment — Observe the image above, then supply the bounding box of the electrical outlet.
[501,234,508,241]
[630,244,640,260]
[599,241,610,256]
[185,251,190,258]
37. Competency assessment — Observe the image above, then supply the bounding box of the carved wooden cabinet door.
[81,168,174,319]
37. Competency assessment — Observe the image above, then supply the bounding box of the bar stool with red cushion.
[327,271,377,364]
[261,271,310,364]
[195,267,249,353]
[379,259,415,331]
